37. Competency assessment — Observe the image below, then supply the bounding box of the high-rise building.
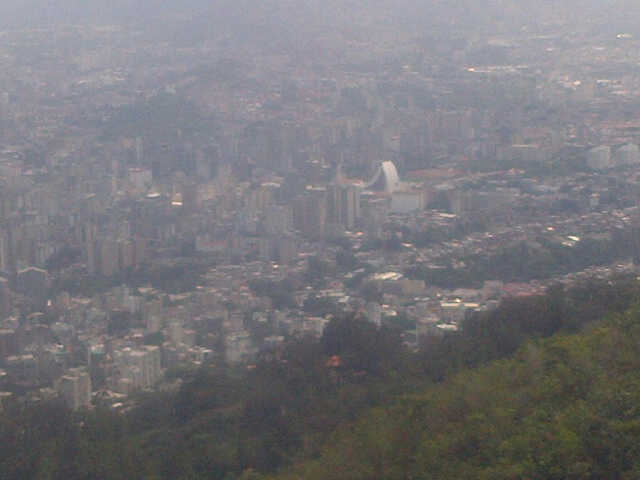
[16,267,48,310]
[167,321,184,346]
[275,235,298,265]
[0,277,11,318]
[112,346,162,392]
[327,184,361,230]
[134,236,147,266]
[615,143,640,166]
[0,230,11,273]
[391,189,425,214]
[128,167,152,190]
[263,204,292,236]
[58,367,92,410]
[118,239,135,270]
[0,328,16,358]
[225,330,253,363]
[361,194,388,240]
[293,187,327,238]
[135,137,144,163]
[365,302,382,327]
[586,145,612,170]
[100,239,119,277]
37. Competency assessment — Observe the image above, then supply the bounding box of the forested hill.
[1,276,640,479]
[270,305,640,480]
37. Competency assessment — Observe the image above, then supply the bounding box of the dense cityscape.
[2,0,640,415]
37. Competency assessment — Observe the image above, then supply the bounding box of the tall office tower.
[632,219,640,266]
[257,237,272,262]
[216,163,234,191]
[135,137,144,163]
[85,223,98,275]
[118,239,136,270]
[327,184,361,230]
[146,314,163,334]
[128,167,152,190]
[361,195,388,240]
[181,182,200,213]
[124,346,161,388]
[143,346,162,386]
[195,149,212,180]
[246,182,276,215]
[586,146,612,170]
[167,321,184,346]
[293,187,327,238]
[365,301,383,327]
[275,235,298,265]
[0,94,5,141]
[16,267,48,311]
[0,328,16,357]
[99,239,119,277]
[327,184,342,229]
[134,236,147,266]
[58,367,92,410]
[263,204,292,236]
[0,276,10,318]
[87,239,97,275]
[0,229,11,273]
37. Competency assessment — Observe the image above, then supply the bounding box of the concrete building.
[615,143,640,166]
[586,145,612,170]
[365,301,382,326]
[293,187,327,238]
[99,239,119,277]
[0,329,17,358]
[275,235,298,265]
[225,330,254,363]
[0,276,11,318]
[16,266,48,310]
[112,345,162,392]
[391,188,425,213]
[263,204,292,236]
[128,167,152,190]
[57,367,92,410]
[327,184,361,230]
[416,314,441,341]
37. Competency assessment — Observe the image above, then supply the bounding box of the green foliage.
[419,277,639,381]
[303,293,338,316]
[304,255,335,284]
[3,277,640,479]
[248,278,297,309]
[274,305,640,480]
[144,331,165,346]
[407,233,633,288]
[101,93,217,143]
[45,246,82,271]
[52,258,210,297]
[335,249,359,271]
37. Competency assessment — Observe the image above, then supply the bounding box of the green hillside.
[272,308,640,480]
[1,277,640,479]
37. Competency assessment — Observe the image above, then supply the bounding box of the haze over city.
[2,1,640,478]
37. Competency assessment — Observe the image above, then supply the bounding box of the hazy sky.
[1,0,639,39]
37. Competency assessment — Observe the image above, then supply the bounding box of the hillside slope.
[271,306,640,480]
[1,277,639,479]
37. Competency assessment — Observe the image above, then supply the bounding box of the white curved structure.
[365,161,400,193]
